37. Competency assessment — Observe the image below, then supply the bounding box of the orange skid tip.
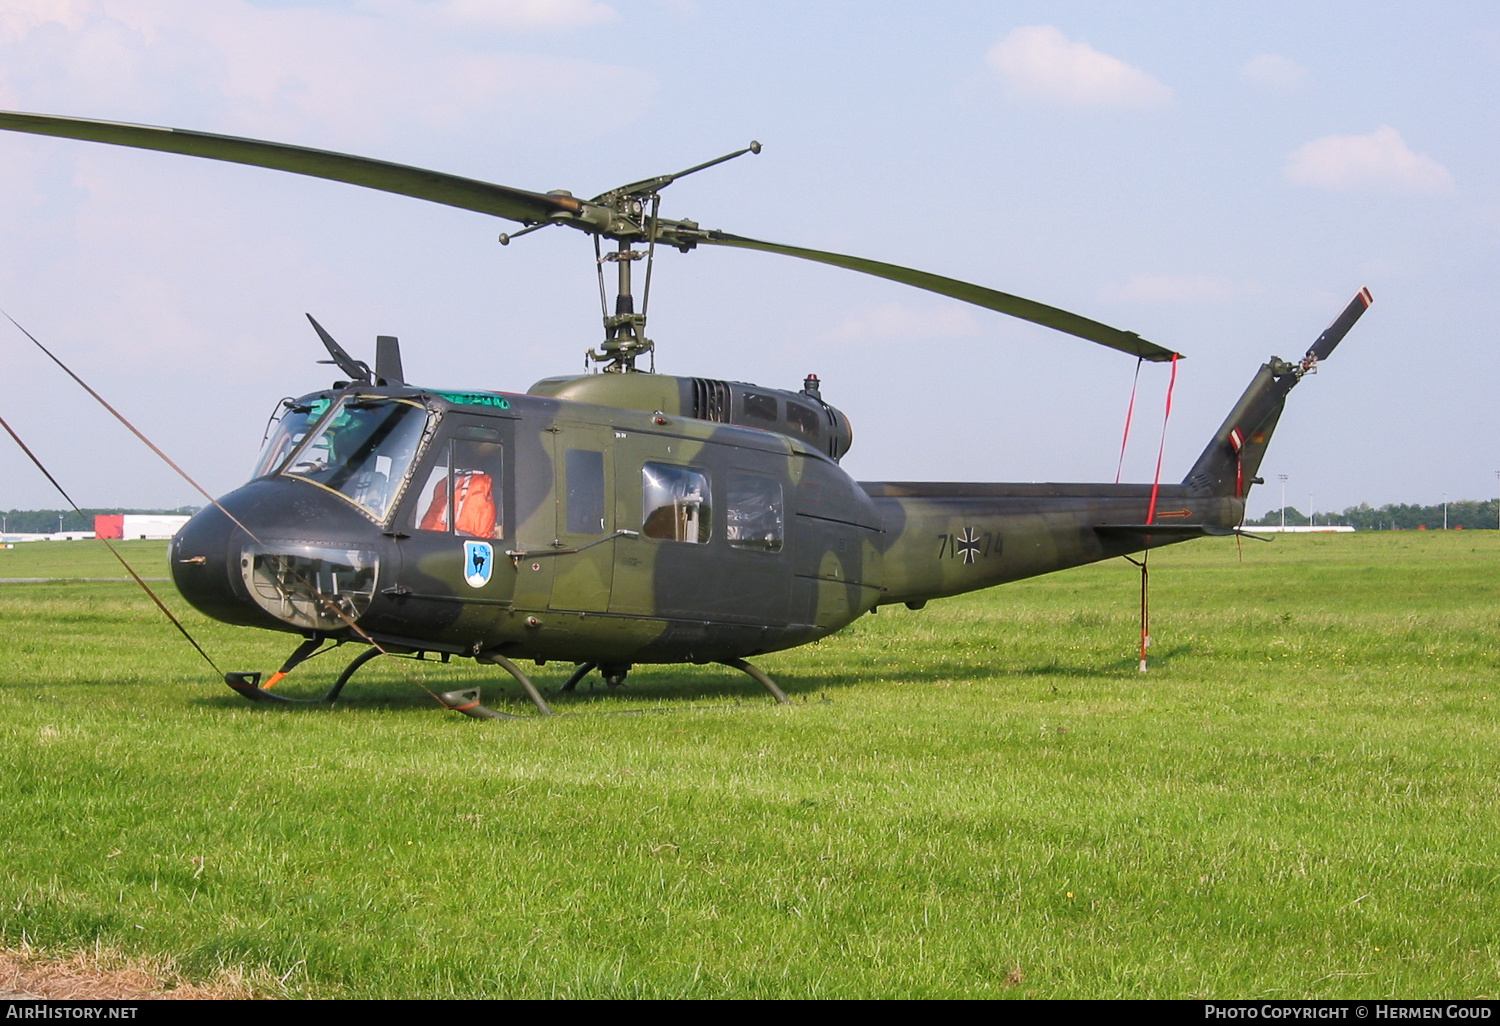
[262,670,288,691]
[224,671,279,703]
[440,688,512,721]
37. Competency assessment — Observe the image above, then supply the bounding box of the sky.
[0,0,1495,518]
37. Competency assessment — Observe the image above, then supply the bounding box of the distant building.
[93,514,191,540]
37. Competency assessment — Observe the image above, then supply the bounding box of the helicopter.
[0,110,1373,718]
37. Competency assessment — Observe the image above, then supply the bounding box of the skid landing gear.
[558,661,597,693]
[223,636,342,704]
[721,659,791,705]
[224,643,406,706]
[474,650,552,717]
[557,659,790,705]
[225,643,790,715]
[224,640,548,719]
[559,662,632,692]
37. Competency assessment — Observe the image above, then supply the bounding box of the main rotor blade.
[0,109,1181,362]
[0,110,579,225]
[691,231,1178,361]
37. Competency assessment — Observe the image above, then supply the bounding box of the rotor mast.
[580,141,762,373]
[589,241,650,372]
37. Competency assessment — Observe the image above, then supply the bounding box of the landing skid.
[224,645,789,715]
[557,658,791,706]
[222,635,342,704]
[721,658,791,705]
[224,641,553,719]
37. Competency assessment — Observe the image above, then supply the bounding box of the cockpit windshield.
[252,397,332,481]
[281,397,430,520]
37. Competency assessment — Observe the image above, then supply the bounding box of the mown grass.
[1,533,1497,998]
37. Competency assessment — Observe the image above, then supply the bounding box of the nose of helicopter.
[170,479,385,633]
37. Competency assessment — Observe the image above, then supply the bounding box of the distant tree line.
[1249,500,1500,531]
[1,507,199,534]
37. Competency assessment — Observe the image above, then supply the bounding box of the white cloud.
[0,1,98,47]
[371,0,619,32]
[1103,274,1256,304]
[825,303,979,343]
[986,25,1171,107]
[0,0,650,149]
[1286,125,1453,193]
[1240,53,1311,92]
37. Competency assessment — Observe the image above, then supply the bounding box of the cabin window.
[283,397,429,521]
[725,472,784,552]
[413,436,505,539]
[785,401,821,440]
[565,449,606,535]
[742,391,778,423]
[642,462,711,544]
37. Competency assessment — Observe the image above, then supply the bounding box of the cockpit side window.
[412,436,505,539]
[282,397,429,521]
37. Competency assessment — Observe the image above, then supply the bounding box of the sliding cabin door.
[546,423,615,614]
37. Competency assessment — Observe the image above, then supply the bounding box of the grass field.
[1,533,1497,998]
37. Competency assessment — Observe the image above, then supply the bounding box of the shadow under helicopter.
[191,641,1196,716]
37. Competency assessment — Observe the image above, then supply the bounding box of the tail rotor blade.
[1307,287,1373,363]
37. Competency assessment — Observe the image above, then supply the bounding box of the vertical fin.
[1183,288,1372,497]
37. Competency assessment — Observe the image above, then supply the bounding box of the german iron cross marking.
[955,526,981,564]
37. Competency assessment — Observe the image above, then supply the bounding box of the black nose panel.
[170,479,384,632]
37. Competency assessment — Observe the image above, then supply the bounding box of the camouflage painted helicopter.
[0,111,1372,717]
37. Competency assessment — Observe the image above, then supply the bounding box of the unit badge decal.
[464,540,494,588]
